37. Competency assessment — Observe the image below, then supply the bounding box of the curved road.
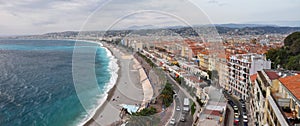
[223,91,244,126]
[166,74,193,126]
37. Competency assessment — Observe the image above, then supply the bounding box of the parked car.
[176,106,180,111]
[243,114,247,119]
[234,113,239,118]
[242,104,246,108]
[234,118,239,124]
[180,115,186,122]
[169,118,175,125]
[233,105,238,112]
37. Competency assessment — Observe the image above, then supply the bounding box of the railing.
[268,94,290,126]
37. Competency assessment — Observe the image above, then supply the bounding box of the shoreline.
[23,39,150,126]
[82,43,121,126]
[82,42,151,126]
[81,41,145,126]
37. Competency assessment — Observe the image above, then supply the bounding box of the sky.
[0,0,299,35]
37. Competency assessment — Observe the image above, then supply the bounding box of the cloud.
[0,0,299,35]
[207,0,227,6]
[0,0,104,34]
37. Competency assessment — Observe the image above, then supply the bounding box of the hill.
[266,32,300,70]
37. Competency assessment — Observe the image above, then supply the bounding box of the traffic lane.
[165,72,195,126]
[224,92,243,126]
[224,92,244,126]
[176,89,192,126]
[177,113,192,126]
[168,78,183,126]
[173,93,182,125]
[167,76,192,126]
[174,87,185,126]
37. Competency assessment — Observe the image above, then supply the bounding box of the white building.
[228,53,271,100]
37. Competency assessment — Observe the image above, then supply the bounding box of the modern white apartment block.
[228,53,271,100]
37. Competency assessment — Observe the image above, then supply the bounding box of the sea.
[0,39,118,126]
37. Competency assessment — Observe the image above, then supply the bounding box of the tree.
[284,32,300,46]
[286,55,300,71]
[160,83,174,107]
[266,32,300,70]
[290,38,300,55]
[175,77,182,84]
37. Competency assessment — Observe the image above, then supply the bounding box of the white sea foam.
[76,40,119,126]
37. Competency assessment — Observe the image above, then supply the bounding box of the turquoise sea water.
[0,40,116,126]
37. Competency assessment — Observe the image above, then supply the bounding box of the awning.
[120,104,140,114]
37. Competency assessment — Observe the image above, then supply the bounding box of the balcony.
[270,90,300,125]
[267,94,290,126]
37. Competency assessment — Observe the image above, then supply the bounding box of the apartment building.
[250,69,300,126]
[273,74,300,125]
[250,70,283,126]
[197,51,209,71]
[228,53,271,100]
[215,54,228,89]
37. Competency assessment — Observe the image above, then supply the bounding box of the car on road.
[234,113,239,118]
[233,105,238,112]
[169,118,176,125]
[243,114,248,123]
[243,114,247,119]
[176,106,180,111]
[234,118,239,124]
[242,104,246,108]
[180,115,186,122]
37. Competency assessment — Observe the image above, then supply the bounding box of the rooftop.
[264,69,280,80]
[279,74,300,100]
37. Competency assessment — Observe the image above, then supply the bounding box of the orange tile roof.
[279,74,300,99]
[199,50,209,55]
[250,74,257,83]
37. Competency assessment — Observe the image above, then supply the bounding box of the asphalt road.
[166,75,193,126]
[139,51,198,126]
[223,91,244,126]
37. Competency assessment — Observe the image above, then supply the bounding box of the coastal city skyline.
[1,1,300,126]
[0,0,300,35]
